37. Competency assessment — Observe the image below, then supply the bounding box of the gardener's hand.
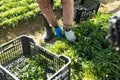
[65,29,76,42]
[54,26,63,38]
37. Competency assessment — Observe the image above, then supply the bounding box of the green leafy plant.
[46,13,120,80]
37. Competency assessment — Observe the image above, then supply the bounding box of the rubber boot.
[44,26,53,42]
[42,0,54,42]
[41,14,52,42]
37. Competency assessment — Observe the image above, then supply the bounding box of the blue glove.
[54,26,63,38]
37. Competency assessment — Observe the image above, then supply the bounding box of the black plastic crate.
[74,0,100,23]
[0,35,71,80]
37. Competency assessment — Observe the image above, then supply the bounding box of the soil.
[0,1,120,45]
[99,1,120,13]
[0,15,45,45]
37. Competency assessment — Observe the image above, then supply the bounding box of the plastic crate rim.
[0,65,19,80]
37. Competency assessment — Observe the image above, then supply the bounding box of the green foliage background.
[0,0,61,30]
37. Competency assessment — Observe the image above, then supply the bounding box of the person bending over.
[36,0,76,42]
